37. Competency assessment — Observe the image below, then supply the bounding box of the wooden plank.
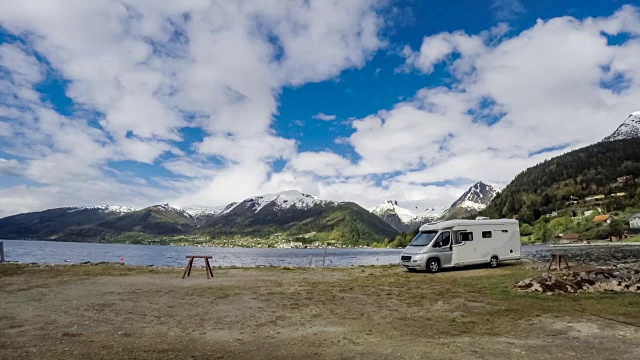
[182,257,192,279]
[206,258,214,278]
[187,258,194,277]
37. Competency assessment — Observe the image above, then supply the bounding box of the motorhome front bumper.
[400,254,426,268]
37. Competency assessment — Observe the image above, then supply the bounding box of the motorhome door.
[432,231,452,267]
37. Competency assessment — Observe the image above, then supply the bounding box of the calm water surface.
[1,240,639,267]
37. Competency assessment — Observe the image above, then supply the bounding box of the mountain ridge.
[0,190,398,246]
[603,111,640,142]
[370,181,498,232]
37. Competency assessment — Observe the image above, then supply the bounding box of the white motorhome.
[400,219,521,273]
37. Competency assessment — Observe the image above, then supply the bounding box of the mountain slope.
[197,191,398,244]
[481,137,640,223]
[370,182,498,231]
[603,111,640,141]
[287,202,399,244]
[0,190,399,245]
[0,206,135,240]
[442,182,498,220]
[370,200,447,232]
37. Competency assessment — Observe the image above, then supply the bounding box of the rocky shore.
[515,266,640,294]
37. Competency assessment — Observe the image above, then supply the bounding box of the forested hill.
[481,138,640,223]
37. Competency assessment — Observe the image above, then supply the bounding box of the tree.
[533,219,552,242]
[548,217,573,237]
[520,224,533,236]
[607,218,627,240]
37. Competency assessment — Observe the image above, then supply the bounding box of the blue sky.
[0,0,639,216]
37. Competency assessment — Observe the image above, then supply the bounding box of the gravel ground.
[1,263,639,360]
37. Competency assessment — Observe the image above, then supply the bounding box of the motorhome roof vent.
[476,216,490,220]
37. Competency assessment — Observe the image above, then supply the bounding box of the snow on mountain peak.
[182,204,229,217]
[68,205,139,214]
[603,112,640,142]
[449,181,497,210]
[244,190,328,212]
[371,199,448,223]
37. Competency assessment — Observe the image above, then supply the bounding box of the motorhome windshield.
[408,231,438,246]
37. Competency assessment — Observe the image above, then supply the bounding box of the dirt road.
[1,263,639,359]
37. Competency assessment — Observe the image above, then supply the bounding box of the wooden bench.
[182,256,214,279]
[548,253,570,272]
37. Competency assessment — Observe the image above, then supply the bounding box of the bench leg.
[182,258,194,279]
[182,258,192,279]
[187,258,194,277]
[206,259,214,278]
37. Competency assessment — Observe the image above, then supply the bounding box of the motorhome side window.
[457,231,473,243]
[482,231,492,238]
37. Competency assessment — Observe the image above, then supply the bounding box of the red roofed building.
[592,214,613,224]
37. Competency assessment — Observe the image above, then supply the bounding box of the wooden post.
[548,254,570,272]
[322,245,327,266]
[205,258,214,278]
[309,256,313,267]
[182,257,194,279]
[0,241,4,263]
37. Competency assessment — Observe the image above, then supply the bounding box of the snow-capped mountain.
[183,204,237,218]
[370,200,448,233]
[603,111,640,141]
[0,190,398,243]
[371,182,499,231]
[238,190,333,213]
[441,181,498,219]
[68,205,140,214]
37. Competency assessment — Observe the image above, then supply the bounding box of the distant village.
[538,175,640,243]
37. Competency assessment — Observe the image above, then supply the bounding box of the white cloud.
[312,112,337,121]
[279,5,640,208]
[0,0,387,216]
[2,3,640,218]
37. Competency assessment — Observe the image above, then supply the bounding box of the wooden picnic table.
[182,255,214,279]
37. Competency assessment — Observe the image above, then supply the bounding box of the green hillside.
[479,138,640,242]
[0,201,399,246]
[482,138,640,223]
[286,202,400,245]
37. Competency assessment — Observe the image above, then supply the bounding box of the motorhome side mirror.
[434,241,442,248]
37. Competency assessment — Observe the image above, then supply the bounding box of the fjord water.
[2,240,639,267]
[1,240,403,267]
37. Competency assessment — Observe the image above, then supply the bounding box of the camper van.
[400,219,521,272]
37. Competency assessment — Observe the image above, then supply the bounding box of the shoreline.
[1,238,399,250]
[550,242,640,248]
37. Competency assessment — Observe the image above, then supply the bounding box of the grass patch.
[520,235,537,244]
[0,263,154,279]
[623,234,640,243]
[457,267,640,321]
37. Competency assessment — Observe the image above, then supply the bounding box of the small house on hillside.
[585,195,605,201]
[630,214,640,229]
[593,214,613,224]
[617,175,633,184]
